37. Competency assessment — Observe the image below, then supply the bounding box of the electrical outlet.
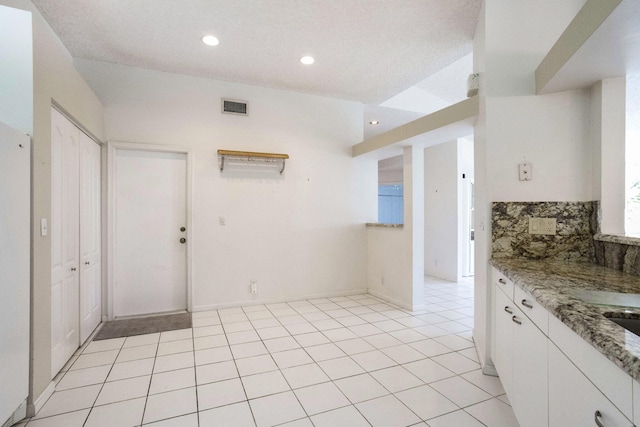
[250,280,257,294]
[529,218,556,235]
[381,276,384,286]
[543,218,556,234]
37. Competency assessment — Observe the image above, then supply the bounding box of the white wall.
[367,145,424,311]
[379,169,403,185]
[595,78,626,234]
[485,91,592,202]
[423,137,474,282]
[0,0,105,412]
[0,5,32,135]
[458,137,474,278]
[424,140,458,281]
[474,0,590,372]
[75,59,377,310]
[381,87,450,115]
[367,227,412,308]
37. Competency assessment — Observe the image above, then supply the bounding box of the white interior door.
[51,108,80,375]
[79,132,102,342]
[114,149,187,318]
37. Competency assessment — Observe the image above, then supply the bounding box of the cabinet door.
[493,285,514,398]
[512,306,548,427]
[549,343,631,427]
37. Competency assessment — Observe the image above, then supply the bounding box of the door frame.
[107,141,193,321]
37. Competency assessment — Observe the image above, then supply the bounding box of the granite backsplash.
[491,201,597,262]
[593,233,640,275]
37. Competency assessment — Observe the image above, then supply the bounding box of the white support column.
[403,145,425,311]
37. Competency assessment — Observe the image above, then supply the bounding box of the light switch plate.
[529,217,556,235]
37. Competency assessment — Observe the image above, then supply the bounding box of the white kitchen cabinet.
[494,280,549,427]
[494,268,514,299]
[512,305,548,427]
[493,284,514,398]
[633,380,640,426]
[549,312,632,419]
[549,342,632,427]
[491,266,638,427]
[515,285,548,335]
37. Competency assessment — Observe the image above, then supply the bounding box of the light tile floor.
[16,277,519,427]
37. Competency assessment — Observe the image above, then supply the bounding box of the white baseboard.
[192,288,369,312]
[473,330,498,376]
[411,303,427,312]
[28,381,55,417]
[367,289,413,311]
[2,399,27,427]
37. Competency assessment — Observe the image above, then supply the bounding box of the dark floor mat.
[93,312,192,340]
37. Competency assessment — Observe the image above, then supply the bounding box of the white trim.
[192,288,369,312]
[367,289,415,311]
[474,330,498,376]
[51,101,104,146]
[28,382,55,417]
[106,141,193,321]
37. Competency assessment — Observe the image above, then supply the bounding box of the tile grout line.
[29,282,514,427]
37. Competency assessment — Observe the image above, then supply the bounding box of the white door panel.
[114,149,187,318]
[79,132,101,342]
[51,108,102,376]
[51,108,80,375]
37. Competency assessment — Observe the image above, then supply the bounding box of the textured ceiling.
[31,0,481,105]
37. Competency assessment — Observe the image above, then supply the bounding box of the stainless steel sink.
[567,289,640,308]
[605,316,640,336]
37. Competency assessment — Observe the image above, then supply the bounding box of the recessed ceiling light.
[300,56,315,65]
[202,35,219,46]
[369,120,380,125]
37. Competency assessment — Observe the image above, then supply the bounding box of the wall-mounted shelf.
[217,149,289,174]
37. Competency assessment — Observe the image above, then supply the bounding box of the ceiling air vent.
[222,99,248,116]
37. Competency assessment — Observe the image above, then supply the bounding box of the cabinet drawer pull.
[504,306,513,314]
[498,278,506,284]
[511,316,522,325]
[521,300,533,309]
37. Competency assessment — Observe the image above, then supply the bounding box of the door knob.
[70,267,77,271]
[85,261,90,265]
[180,238,186,244]
[180,226,186,232]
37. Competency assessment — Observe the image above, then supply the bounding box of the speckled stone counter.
[365,223,403,228]
[490,258,640,381]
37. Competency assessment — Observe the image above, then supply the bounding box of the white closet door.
[79,132,102,343]
[51,108,80,375]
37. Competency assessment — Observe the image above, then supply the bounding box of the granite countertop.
[365,223,403,228]
[490,258,640,381]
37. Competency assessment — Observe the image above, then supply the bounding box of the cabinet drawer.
[514,286,548,335]
[493,268,514,300]
[549,314,632,419]
[549,342,632,427]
